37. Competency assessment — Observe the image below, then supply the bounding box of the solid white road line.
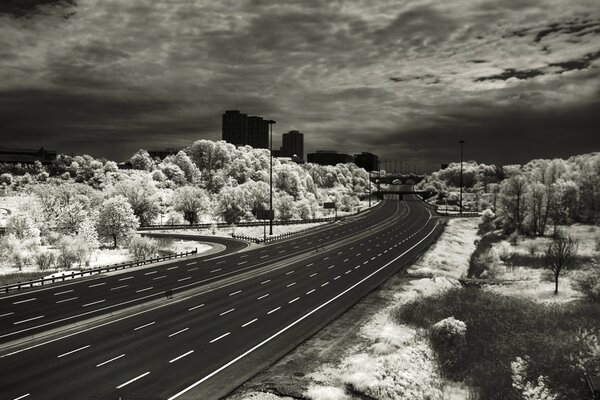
[134,321,155,331]
[14,315,44,325]
[288,297,300,304]
[257,294,269,300]
[88,282,106,288]
[220,308,235,316]
[267,306,281,314]
[57,344,90,358]
[13,393,30,400]
[210,332,230,343]
[170,350,194,363]
[53,289,74,296]
[188,304,204,311]
[242,318,257,328]
[169,328,189,337]
[116,371,150,389]
[229,290,242,296]
[136,287,153,293]
[82,300,106,308]
[12,298,36,305]
[96,353,125,367]
[56,297,78,304]
[111,285,128,290]
[0,312,15,318]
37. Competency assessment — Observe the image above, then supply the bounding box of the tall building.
[247,116,269,149]
[354,152,378,172]
[307,150,353,166]
[281,130,304,161]
[222,110,248,146]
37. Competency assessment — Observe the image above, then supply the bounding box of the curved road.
[0,190,441,400]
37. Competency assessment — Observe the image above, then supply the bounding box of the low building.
[0,147,57,164]
[307,150,353,166]
[148,148,182,160]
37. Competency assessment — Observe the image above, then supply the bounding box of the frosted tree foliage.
[96,196,139,248]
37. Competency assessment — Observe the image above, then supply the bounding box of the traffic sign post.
[257,209,275,241]
[323,202,337,219]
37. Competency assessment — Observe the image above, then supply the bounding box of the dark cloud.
[549,50,600,72]
[475,68,545,82]
[0,0,75,18]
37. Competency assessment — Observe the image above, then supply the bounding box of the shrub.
[55,235,94,268]
[305,386,348,400]
[573,264,600,302]
[0,173,13,185]
[129,235,158,260]
[479,208,496,234]
[508,231,520,246]
[430,317,467,372]
[34,249,55,271]
[526,242,538,256]
[476,248,505,279]
[156,237,175,251]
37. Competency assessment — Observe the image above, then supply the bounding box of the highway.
[0,190,442,400]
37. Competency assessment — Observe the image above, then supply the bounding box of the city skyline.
[0,1,599,170]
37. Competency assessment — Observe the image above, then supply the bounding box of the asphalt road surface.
[0,189,442,400]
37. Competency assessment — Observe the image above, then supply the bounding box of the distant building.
[222,110,248,146]
[148,148,181,160]
[441,163,449,170]
[354,152,378,172]
[281,130,304,161]
[307,150,353,166]
[0,147,57,164]
[247,116,269,149]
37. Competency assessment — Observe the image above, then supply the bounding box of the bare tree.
[545,230,578,295]
[499,175,528,233]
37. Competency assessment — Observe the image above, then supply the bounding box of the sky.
[0,0,599,171]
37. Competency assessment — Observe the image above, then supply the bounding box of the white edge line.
[167,212,435,400]
[13,394,30,400]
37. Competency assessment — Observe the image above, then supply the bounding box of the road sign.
[323,202,336,209]
[257,209,274,220]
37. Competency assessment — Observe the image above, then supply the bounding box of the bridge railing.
[1,249,198,293]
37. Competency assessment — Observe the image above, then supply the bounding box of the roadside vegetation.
[0,140,371,279]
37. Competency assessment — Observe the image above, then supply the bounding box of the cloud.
[0,0,598,166]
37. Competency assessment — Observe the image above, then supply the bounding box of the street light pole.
[368,170,371,207]
[459,140,465,216]
[267,119,276,235]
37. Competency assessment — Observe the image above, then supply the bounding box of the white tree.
[97,196,139,248]
[130,149,154,171]
[113,177,160,226]
[173,186,209,225]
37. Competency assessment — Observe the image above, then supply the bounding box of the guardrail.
[1,249,198,293]
[138,211,365,231]
[232,218,341,244]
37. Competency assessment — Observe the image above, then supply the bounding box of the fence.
[1,249,198,293]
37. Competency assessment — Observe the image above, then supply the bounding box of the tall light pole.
[368,169,371,207]
[459,140,465,216]
[267,119,276,235]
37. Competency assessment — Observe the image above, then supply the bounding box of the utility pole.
[268,120,276,235]
[459,140,465,216]
[368,170,371,207]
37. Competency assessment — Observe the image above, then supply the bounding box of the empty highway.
[0,191,441,400]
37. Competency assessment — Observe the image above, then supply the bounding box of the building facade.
[222,110,248,146]
[354,152,379,172]
[281,130,304,161]
[307,150,353,166]
[0,147,57,164]
[247,116,269,149]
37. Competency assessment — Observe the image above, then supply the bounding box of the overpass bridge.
[374,190,436,200]
[370,174,426,185]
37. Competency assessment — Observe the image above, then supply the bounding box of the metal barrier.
[1,249,198,293]
[232,220,338,245]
